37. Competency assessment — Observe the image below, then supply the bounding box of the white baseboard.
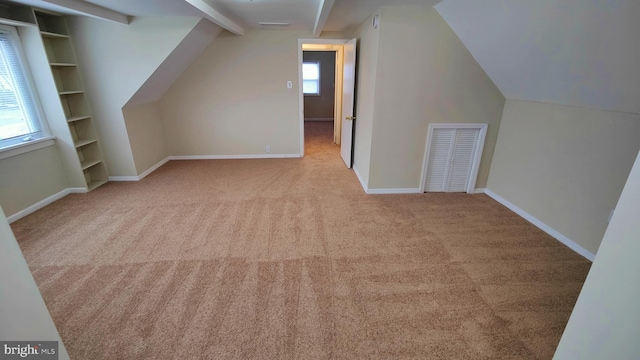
[169,154,301,160]
[484,189,595,262]
[68,187,88,194]
[109,176,138,181]
[139,157,170,180]
[8,189,69,223]
[352,165,368,194]
[367,188,421,195]
[110,157,170,182]
[352,166,420,195]
[304,118,333,121]
[109,155,301,183]
[474,188,487,194]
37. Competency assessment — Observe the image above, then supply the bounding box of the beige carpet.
[12,122,591,359]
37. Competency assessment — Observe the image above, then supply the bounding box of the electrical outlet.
[266,145,271,153]
[287,81,292,89]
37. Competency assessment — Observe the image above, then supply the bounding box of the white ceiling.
[11,0,437,32]
[436,0,640,114]
[323,0,438,32]
[14,0,636,114]
[205,0,319,29]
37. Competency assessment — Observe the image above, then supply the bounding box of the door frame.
[419,123,488,194]
[298,39,350,157]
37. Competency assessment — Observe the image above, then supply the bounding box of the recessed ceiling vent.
[259,22,291,27]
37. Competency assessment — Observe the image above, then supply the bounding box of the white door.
[340,38,357,168]
[424,127,482,193]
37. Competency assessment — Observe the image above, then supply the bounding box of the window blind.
[0,27,43,147]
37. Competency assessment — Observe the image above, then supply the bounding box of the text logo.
[1,342,57,359]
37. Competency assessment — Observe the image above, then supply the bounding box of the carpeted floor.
[12,121,591,359]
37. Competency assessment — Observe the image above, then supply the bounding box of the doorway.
[298,39,357,168]
[299,43,344,151]
[302,50,337,155]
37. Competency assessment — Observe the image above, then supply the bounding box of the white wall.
[366,5,505,190]
[351,14,380,188]
[487,99,640,255]
[0,146,68,218]
[0,206,70,359]
[554,150,640,359]
[160,30,306,157]
[67,16,204,176]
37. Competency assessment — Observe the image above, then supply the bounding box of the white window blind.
[302,61,320,95]
[0,26,45,149]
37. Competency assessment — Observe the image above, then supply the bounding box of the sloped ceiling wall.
[435,0,640,114]
[126,19,222,106]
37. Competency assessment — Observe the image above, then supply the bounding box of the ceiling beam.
[184,0,244,36]
[312,0,335,38]
[43,0,129,25]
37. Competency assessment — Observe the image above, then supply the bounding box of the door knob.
[345,116,356,120]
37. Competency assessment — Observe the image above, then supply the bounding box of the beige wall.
[303,51,335,119]
[0,206,70,359]
[0,146,68,217]
[122,102,168,175]
[351,14,380,188]
[67,16,203,176]
[126,20,222,106]
[160,30,306,156]
[487,100,640,255]
[554,150,640,359]
[366,5,505,189]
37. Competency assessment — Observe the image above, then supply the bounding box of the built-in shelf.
[50,62,77,67]
[81,159,102,170]
[59,90,84,95]
[40,31,69,39]
[74,139,98,148]
[67,115,91,123]
[37,9,108,191]
[87,180,108,191]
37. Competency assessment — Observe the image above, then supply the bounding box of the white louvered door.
[424,129,455,192]
[424,127,481,193]
[447,129,480,192]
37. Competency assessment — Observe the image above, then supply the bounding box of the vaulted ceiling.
[11,0,430,34]
[10,0,639,114]
[436,0,640,114]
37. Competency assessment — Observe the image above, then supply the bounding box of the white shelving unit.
[34,9,108,191]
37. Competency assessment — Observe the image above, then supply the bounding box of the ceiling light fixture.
[259,22,291,26]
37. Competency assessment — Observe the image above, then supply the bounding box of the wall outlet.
[266,145,271,153]
[287,81,292,89]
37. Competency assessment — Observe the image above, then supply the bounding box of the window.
[0,25,48,150]
[302,61,320,95]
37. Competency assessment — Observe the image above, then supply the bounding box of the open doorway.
[298,39,357,168]
[302,50,338,156]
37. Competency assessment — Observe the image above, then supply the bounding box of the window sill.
[0,136,56,161]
